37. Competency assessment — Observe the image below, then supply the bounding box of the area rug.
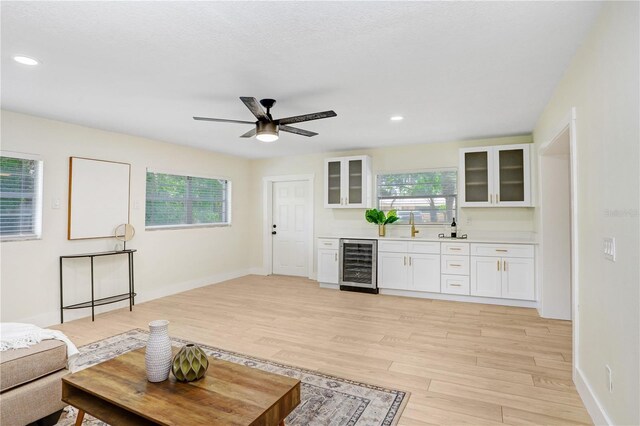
[56,329,409,426]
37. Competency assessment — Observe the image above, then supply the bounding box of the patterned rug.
[57,329,409,426]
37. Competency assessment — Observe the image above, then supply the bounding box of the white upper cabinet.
[459,144,532,207]
[324,155,372,208]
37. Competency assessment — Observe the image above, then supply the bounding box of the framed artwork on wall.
[68,157,131,240]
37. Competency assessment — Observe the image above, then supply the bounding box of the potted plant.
[365,209,399,237]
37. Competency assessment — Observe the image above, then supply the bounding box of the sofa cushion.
[0,339,67,392]
[0,368,68,426]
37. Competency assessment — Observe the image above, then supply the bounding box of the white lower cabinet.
[378,252,408,290]
[441,275,470,295]
[470,244,535,300]
[471,256,503,297]
[502,257,535,300]
[408,254,441,292]
[317,239,339,285]
[378,243,440,292]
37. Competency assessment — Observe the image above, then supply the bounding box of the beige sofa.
[0,340,69,426]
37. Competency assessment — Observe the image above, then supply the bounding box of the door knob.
[272,231,277,235]
[273,224,277,228]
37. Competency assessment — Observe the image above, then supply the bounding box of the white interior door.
[272,180,310,277]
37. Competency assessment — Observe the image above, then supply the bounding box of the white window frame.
[145,168,232,230]
[0,151,44,241]
[375,167,459,226]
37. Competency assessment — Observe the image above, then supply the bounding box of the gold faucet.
[410,212,419,238]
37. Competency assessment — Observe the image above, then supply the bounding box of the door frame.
[262,174,315,279]
[537,107,580,374]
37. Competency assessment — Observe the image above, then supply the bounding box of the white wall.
[0,110,252,326]
[533,2,639,424]
[249,135,536,275]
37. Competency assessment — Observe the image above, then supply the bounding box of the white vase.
[145,319,172,382]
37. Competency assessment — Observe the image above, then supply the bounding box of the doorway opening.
[538,108,579,370]
[262,175,314,278]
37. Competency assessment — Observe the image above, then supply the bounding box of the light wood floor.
[53,275,591,425]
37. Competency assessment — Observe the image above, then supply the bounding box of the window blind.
[377,169,457,225]
[0,155,43,239]
[145,171,229,227]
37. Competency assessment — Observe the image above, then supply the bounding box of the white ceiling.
[1,1,602,159]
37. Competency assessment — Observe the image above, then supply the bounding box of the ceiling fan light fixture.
[256,121,279,143]
[13,55,40,66]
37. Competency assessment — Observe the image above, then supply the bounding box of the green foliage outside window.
[146,172,229,227]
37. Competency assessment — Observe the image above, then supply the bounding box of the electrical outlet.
[603,237,616,261]
[133,201,140,210]
[605,365,613,393]
[51,198,61,209]
[466,216,472,225]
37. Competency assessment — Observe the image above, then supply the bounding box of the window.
[145,171,230,228]
[0,154,43,240]
[377,169,457,225]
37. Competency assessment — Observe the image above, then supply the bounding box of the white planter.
[145,319,172,382]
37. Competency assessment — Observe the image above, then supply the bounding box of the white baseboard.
[574,366,612,425]
[379,288,538,308]
[22,269,251,328]
[249,267,269,276]
[319,282,339,289]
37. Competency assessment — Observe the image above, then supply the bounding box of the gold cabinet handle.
[490,194,493,204]
[497,260,500,271]
[450,264,462,267]
[497,194,500,203]
[404,256,407,266]
[504,260,507,271]
[450,248,461,251]
[450,283,462,287]
[409,256,412,266]
[335,253,338,261]
[496,249,508,252]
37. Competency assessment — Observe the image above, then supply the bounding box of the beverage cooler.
[339,239,378,294]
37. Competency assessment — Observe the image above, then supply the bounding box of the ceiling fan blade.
[280,125,318,137]
[240,128,257,138]
[240,97,269,121]
[193,117,254,125]
[277,110,337,125]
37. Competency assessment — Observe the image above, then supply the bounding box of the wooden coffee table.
[62,347,300,425]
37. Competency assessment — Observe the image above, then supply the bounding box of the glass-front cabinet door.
[459,144,531,207]
[347,159,363,206]
[461,149,493,206]
[324,156,371,208]
[325,160,342,207]
[495,146,530,206]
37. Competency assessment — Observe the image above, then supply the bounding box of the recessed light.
[390,116,404,121]
[13,56,39,66]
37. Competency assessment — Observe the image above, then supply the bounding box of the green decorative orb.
[171,343,209,382]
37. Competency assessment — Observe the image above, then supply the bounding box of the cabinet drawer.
[408,241,440,254]
[441,255,470,275]
[441,242,470,255]
[470,243,534,258]
[318,239,339,250]
[378,240,408,253]
[441,275,470,295]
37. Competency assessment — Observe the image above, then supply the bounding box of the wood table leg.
[75,409,85,426]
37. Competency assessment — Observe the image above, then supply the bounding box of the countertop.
[317,235,538,245]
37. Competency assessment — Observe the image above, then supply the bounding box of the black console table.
[59,249,136,323]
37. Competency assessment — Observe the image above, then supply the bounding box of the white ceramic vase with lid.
[145,319,172,382]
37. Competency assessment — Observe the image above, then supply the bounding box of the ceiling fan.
[193,97,337,142]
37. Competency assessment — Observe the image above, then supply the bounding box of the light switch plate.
[603,237,616,261]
